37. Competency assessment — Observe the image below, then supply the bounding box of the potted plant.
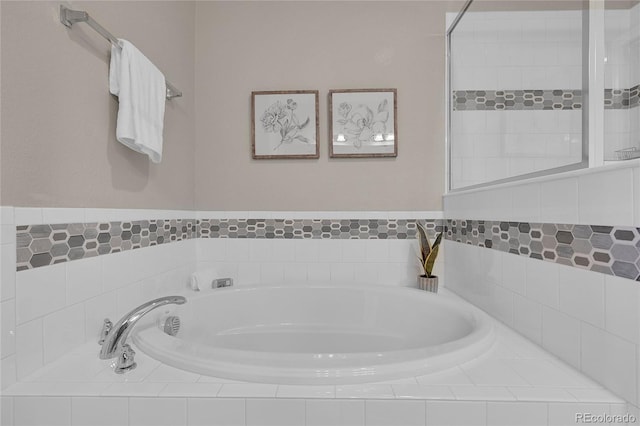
[416,224,443,293]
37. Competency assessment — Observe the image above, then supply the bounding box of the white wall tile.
[226,239,250,262]
[306,399,365,426]
[426,401,486,426]
[542,307,581,368]
[42,208,85,225]
[43,304,85,364]
[13,396,71,426]
[237,262,261,285]
[66,257,102,305]
[317,240,343,263]
[558,265,605,328]
[246,399,305,426]
[365,240,389,262]
[330,263,355,282]
[548,402,611,426]
[71,397,128,426]
[188,398,245,426]
[294,239,318,262]
[14,208,43,226]
[513,294,543,344]
[353,263,379,285]
[502,253,527,295]
[540,178,579,223]
[605,273,640,344]
[1,243,16,301]
[1,299,16,359]
[15,263,66,324]
[579,168,634,226]
[129,397,187,426]
[249,239,273,262]
[634,166,640,226]
[101,250,136,292]
[581,323,638,403]
[196,238,226,262]
[283,263,307,282]
[15,319,43,379]
[511,184,541,222]
[271,239,295,262]
[489,284,515,326]
[525,259,559,309]
[260,263,284,283]
[307,263,331,282]
[1,396,13,426]
[486,402,548,426]
[342,240,368,262]
[365,400,425,426]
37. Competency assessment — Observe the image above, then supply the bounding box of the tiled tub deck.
[1,292,632,426]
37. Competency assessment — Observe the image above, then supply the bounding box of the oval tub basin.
[133,283,494,384]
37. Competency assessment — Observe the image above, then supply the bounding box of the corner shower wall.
[443,165,640,412]
[450,10,584,189]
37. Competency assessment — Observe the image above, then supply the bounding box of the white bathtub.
[133,283,495,384]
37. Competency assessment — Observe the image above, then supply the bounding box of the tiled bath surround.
[5,201,640,420]
[2,209,444,390]
[444,161,640,412]
[1,208,198,389]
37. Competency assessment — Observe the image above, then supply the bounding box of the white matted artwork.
[329,89,397,158]
[251,90,319,159]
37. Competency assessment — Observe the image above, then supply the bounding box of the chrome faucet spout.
[99,295,186,360]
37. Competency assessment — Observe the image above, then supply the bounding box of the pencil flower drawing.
[261,98,311,151]
[335,99,390,148]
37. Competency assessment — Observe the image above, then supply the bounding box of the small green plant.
[417,224,443,278]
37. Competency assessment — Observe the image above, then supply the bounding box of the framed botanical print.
[329,89,397,158]
[251,90,320,159]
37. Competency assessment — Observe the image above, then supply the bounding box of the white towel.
[189,269,218,291]
[109,39,166,163]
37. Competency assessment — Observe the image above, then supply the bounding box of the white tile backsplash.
[15,263,67,325]
[129,397,187,426]
[444,162,640,410]
[578,168,634,225]
[245,399,306,426]
[558,265,605,328]
[15,319,44,379]
[1,299,16,359]
[365,400,425,426]
[426,400,486,426]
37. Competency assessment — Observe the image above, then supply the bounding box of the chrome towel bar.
[59,5,182,100]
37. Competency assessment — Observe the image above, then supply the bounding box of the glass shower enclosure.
[447,0,639,191]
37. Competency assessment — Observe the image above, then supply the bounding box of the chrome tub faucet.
[99,295,187,373]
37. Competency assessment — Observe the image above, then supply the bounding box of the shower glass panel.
[604,1,640,161]
[448,1,587,190]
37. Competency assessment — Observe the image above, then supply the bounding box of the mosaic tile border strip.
[197,219,443,240]
[605,85,640,109]
[446,219,640,281]
[16,219,197,271]
[452,87,640,111]
[453,90,583,111]
[15,218,442,271]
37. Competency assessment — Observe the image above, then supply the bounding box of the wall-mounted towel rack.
[59,5,182,100]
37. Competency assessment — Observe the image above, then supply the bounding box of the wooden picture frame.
[329,89,397,158]
[251,90,320,159]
